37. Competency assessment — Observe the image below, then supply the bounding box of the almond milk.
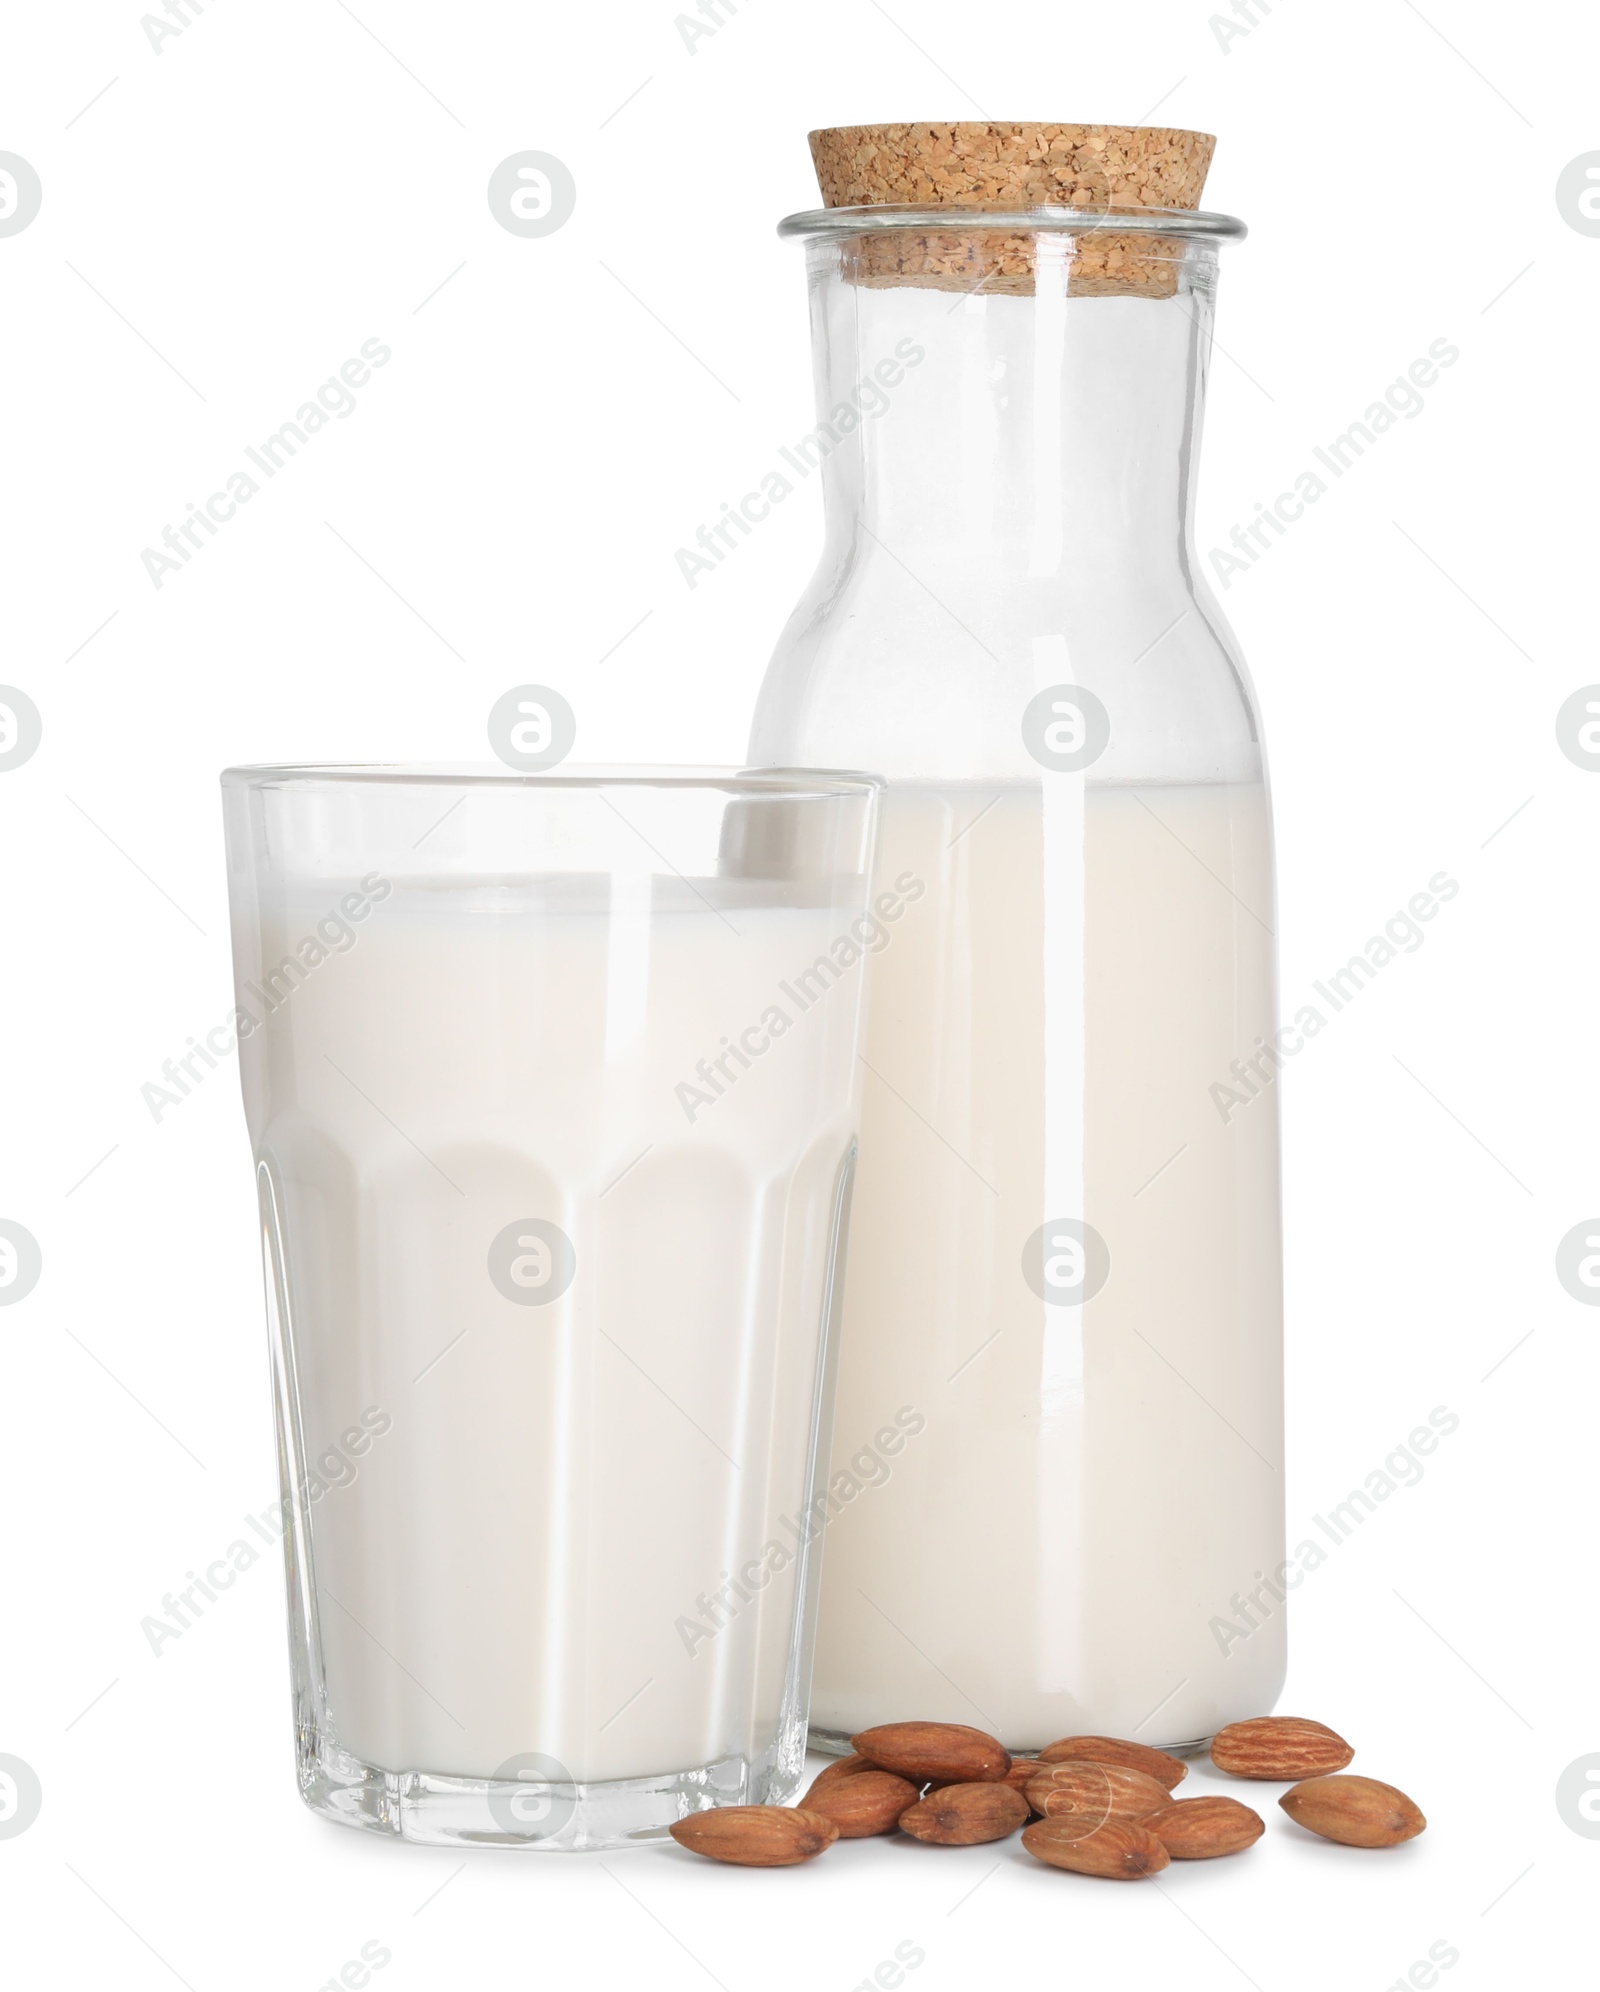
[809,780,1284,1747]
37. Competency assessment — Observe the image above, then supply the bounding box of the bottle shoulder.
[749,556,1265,786]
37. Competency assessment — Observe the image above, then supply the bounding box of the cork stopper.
[806,122,1217,297]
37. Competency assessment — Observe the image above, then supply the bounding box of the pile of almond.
[667,1716,1426,1875]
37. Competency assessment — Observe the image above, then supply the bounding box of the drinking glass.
[221,765,881,1847]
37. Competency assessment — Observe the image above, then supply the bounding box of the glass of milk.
[220,765,881,1848]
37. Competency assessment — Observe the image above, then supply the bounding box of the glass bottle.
[749,194,1285,1751]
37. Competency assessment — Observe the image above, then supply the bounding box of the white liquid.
[245,876,862,1783]
[811,783,1284,1747]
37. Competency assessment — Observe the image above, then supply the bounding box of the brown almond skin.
[931,1757,1035,1799]
[1025,1762,1171,1828]
[1144,1795,1265,1859]
[802,1753,873,1802]
[1211,1717,1354,1780]
[668,1806,839,1866]
[852,1721,1010,1785]
[899,1781,1031,1846]
[1036,1735,1187,1791]
[804,1771,921,1838]
[1279,1775,1426,1848]
[1022,1816,1170,1879]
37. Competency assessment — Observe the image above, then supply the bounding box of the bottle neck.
[753,235,1258,789]
[804,242,1213,590]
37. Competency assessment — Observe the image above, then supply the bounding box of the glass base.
[300,1719,802,1851]
[807,1724,1215,1760]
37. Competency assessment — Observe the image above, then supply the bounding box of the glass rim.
[220,761,885,798]
[778,203,1247,244]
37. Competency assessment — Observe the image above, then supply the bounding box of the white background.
[2,0,1594,1985]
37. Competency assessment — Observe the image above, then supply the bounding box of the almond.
[1025,1761,1171,1828]
[1279,1775,1425,1848]
[852,1721,1010,1785]
[1036,1734,1187,1791]
[1210,1717,1355,1780]
[804,1770,921,1838]
[898,1781,1030,1846]
[1021,1816,1170,1879]
[802,1753,873,1802]
[932,1757,1035,1798]
[1143,1795,1265,1859]
[668,1805,839,1866]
